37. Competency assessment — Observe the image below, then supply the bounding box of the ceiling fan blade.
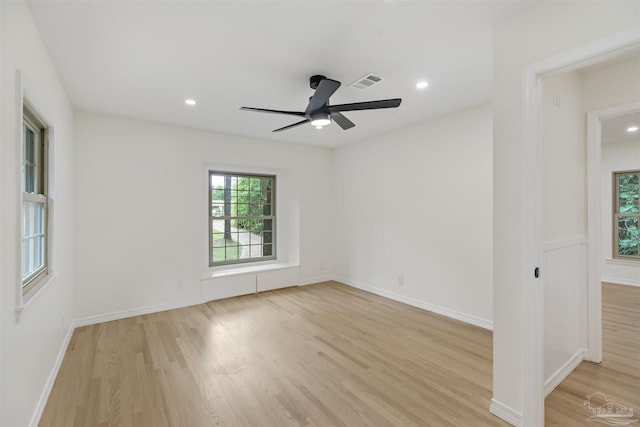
[331,112,355,130]
[305,78,341,115]
[328,98,402,113]
[272,119,310,132]
[240,107,305,117]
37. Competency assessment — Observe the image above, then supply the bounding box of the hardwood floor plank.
[41,281,513,426]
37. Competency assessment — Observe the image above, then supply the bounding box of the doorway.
[520,34,640,426]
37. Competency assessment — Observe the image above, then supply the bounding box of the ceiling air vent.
[349,73,384,91]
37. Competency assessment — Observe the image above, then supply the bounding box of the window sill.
[16,272,56,316]
[202,261,300,280]
[605,258,640,267]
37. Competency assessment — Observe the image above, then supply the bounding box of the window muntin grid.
[22,104,48,293]
[209,171,276,266]
[613,170,639,260]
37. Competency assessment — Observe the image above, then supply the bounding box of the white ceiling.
[27,0,540,148]
[602,111,640,145]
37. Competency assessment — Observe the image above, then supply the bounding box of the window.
[613,170,639,260]
[209,171,275,266]
[22,103,49,294]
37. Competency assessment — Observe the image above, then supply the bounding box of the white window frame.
[21,101,49,296]
[208,170,276,267]
[612,169,640,261]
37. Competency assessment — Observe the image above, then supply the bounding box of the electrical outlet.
[319,262,325,271]
[398,275,404,286]
[176,281,183,291]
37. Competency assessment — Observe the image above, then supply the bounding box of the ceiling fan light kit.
[240,75,402,132]
[310,112,332,127]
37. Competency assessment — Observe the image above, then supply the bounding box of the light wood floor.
[40,281,638,427]
[545,282,640,426]
[40,281,510,427]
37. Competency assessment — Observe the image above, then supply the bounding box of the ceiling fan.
[240,75,402,132]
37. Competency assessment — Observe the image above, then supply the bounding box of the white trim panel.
[543,236,587,252]
[544,348,588,397]
[490,399,523,427]
[74,297,202,328]
[298,276,333,286]
[257,267,299,292]
[601,276,640,287]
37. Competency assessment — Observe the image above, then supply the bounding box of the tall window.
[22,103,49,294]
[613,170,639,260]
[209,171,275,266]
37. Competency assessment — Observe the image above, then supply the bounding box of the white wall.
[74,111,334,318]
[582,57,640,113]
[333,104,493,328]
[543,72,587,242]
[0,1,76,426]
[601,139,640,285]
[541,72,588,384]
[492,0,639,422]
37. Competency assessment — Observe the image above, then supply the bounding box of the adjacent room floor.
[545,282,640,426]
[40,281,638,426]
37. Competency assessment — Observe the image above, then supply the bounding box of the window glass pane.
[249,178,261,192]
[34,236,43,268]
[618,216,639,257]
[23,126,36,193]
[34,205,44,234]
[225,243,240,260]
[22,201,45,280]
[263,244,273,257]
[22,239,32,279]
[618,173,639,214]
[238,245,250,259]
[211,200,224,218]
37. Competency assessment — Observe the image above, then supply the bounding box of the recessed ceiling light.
[416,81,429,89]
[185,99,196,106]
[627,125,639,133]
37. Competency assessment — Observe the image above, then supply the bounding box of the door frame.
[520,28,639,427]
[586,101,640,363]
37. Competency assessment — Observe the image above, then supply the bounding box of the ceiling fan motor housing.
[310,75,327,90]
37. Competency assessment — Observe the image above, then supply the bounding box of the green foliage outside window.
[232,177,272,234]
[616,172,639,258]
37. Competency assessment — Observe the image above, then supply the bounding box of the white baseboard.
[601,276,640,288]
[544,348,588,397]
[334,276,493,330]
[28,321,75,427]
[298,276,333,286]
[490,399,522,427]
[74,297,202,328]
